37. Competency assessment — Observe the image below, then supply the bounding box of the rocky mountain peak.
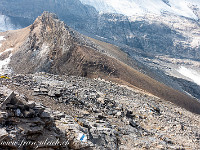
[30,11,72,45]
[36,11,58,21]
[32,11,66,32]
[22,12,76,73]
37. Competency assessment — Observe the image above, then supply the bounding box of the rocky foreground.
[0,73,200,150]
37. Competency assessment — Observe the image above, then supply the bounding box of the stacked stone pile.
[0,85,69,150]
[0,82,121,149]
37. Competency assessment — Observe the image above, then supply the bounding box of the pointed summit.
[28,12,74,57]
[30,11,69,34]
[33,11,59,26]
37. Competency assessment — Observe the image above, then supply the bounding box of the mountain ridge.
[1,12,200,114]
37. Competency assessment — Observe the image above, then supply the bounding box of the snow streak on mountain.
[178,66,200,86]
[80,0,200,19]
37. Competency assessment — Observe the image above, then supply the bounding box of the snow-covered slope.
[178,66,200,86]
[80,0,200,19]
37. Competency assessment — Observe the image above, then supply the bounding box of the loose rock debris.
[0,72,199,149]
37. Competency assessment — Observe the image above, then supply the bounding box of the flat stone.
[153,106,161,114]
[48,89,61,97]
[53,111,65,120]
[129,120,138,128]
[33,88,40,92]
[0,112,8,118]
[0,112,8,124]
[0,128,8,141]
[5,104,18,109]
[21,124,44,134]
[34,103,45,114]
[40,88,48,92]
[13,83,20,86]
[23,109,35,118]
[27,101,36,108]
[1,91,15,109]
[19,94,28,102]
[21,117,45,125]
[116,112,122,116]
[40,112,51,118]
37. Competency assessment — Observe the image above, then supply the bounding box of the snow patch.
[0,36,5,41]
[190,37,200,48]
[0,36,5,48]
[39,44,49,58]
[0,48,13,55]
[0,48,13,74]
[96,35,107,40]
[177,66,200,86]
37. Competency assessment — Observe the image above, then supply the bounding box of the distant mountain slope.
[0,0,199,60]
[80,0,200,19]
[0,12,200,114]
[0,0,98,32]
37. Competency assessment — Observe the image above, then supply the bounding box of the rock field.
[0,73,199,149]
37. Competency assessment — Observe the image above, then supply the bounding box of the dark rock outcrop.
[171,76,200,101]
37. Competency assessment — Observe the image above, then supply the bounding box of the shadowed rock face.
[162,0,171,6]
[10,12,76,74]
[170,76,200,101]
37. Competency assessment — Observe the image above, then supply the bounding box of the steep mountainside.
[1,1,200,97]
[80,0,200,19]
[0,12,200,114]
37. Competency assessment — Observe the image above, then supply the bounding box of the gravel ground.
[0,73,200,149]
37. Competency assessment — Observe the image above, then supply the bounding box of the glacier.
[80,0,200,19]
